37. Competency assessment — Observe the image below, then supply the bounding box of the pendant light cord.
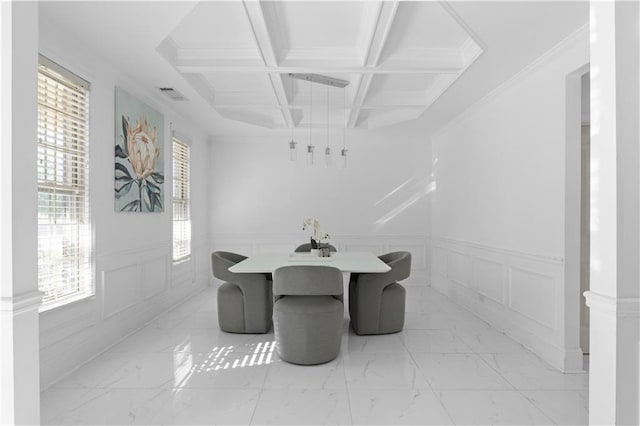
[326,84,330,150]
[343,86,346,150]
[309,76,312,146]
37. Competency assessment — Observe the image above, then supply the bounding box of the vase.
[310,249,320,256]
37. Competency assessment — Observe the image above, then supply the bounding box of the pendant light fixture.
[306,75,314,165]
[288,74,297,161]
[325,84,331,166]
[287,73,349,167]
[341,86,348,168]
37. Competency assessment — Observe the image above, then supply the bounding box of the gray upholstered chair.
[348,251,411,335]
[294,243,337,252]
[273,265,344,365]
[211,251,273,334]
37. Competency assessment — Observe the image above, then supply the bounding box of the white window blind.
[172,138,191,262]
[37,55,93,309]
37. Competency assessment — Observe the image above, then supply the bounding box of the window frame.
[37,54,94,311]
[172,134,192,263]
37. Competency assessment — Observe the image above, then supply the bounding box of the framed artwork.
[114,87,165,212]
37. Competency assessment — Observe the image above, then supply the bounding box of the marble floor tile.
[481,353,589,390]
[176,350,273,389]
[41,284,590,425]
[344,352,431,389]
[148,388,261,425]
[92,352,179,389]
[52,351,134,389]
[400,329,472,353]
[174,311,221,329]
[438,390,553,425]
[41,386,95,423]
[108,325,190,353]
[250,389,352,425]
[412,353,513,390]
[455,325,529,354]
[343,331,409,354]
[42,388,169,425]
[521,389,589,425]
[263,357,347,389]
[403,311,457,330]
[348,388,453,425]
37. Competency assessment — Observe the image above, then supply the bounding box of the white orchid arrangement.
[302,218,330,249]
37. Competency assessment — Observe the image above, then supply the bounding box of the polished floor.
[41,284,589,425]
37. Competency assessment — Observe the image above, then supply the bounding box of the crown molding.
[433,24,589,140]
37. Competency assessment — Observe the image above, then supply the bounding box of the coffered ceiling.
[158,1,483,130]
[39,1,589,137]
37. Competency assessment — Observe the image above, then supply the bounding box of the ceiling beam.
[242,0,294,128]
[347,1,399,128]
[174,65,461,74]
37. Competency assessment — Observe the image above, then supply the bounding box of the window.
[172,137,191,262]
[37,55,92,309]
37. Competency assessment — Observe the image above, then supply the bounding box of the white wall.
[209,123,433,285]
[38,17,211,389]
[431,26,589,371]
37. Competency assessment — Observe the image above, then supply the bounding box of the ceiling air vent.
[159,87,188,101]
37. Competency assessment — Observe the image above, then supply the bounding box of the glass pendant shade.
[324,146,331,166]
[289,140,297,161]
[307,144,315,165]
[341,148,348,168]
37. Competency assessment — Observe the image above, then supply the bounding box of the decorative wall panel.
[431,236,569,371]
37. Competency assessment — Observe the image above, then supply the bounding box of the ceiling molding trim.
[432,24,590,141]
[422,75,457,107]
[364,1,400,67]
[212,92,281,107]
[242,0,293,127]
[182,73,217,107]
[217,108,277,129]
[174,65,460,74]
[347,0,399,128]
[156,36,179,65]
[280,47,362,62]
[460,38,484,66]
[438,1,488,52]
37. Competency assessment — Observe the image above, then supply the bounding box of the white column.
[0,1,41,424]
[586,1,640,424]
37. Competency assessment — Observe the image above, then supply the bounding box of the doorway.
[564,63,590,373]
[579,72,590,363]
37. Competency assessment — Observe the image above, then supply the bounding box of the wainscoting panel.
[141,256,169,300]
[447,250,472,288]
[431,236,571,371]
[389,243,426,270]
[473,256,505,304]
[102,264,141,319]
[211,234,429,286]
[509,265,557,329]
[40,240,209,390]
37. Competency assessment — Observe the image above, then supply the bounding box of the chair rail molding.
[584,291,640,317]
[0,290,43,314]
